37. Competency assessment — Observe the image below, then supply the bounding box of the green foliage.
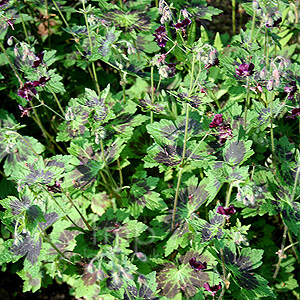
[1,0,300,299]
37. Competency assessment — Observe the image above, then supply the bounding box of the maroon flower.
[174,18,191,29]
[284,81,297,100]
[18,105,31,117]
[209,114,223,128]
[217,205,236,219]
[32,52,44,68]
[153,25,168,47]
[18,82,37,101]
[203,282,222,297]
[33,76,51,87]
[189,257,207,271]
[218,124,233,144]
[287,107,300,119]
[236,63,255,77]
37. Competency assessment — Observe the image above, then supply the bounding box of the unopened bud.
[260,66,267,80]
[267,78,274,91]
[7,36,13,46]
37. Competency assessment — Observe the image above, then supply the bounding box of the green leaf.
[157,250,210,299]
[223,139,254,167]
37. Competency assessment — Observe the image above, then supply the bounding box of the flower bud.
[260,66,267,80]
[267,78,274,91]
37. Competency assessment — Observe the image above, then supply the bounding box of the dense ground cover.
[1,0,300,299]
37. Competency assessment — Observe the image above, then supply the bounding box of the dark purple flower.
[284,81,297,100]
[167,63,176,77]
[287,107,300,119]
[203,282,222,297]
[218,124,233,144]
[18,105,31,117]
[217,205,236,219]
[34,76,51,87]
[0,0,9,7]
[32,52,44,68]
[236,63,255,77]
[18,82,37,101]
[174,18,191,29]
[189,257,207,271]
[209,114,223,128]
[153,25,168,47]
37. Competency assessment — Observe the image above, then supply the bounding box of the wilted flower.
[18,105,31,117]
[32,52,44,68]
[189,257,207,271]
[167,63,176,77]
[181,9,191,19]
[236,63,255,77]
[205,48,219,69]
[266,78,274,91]
[153,25,168,47]
[18,82,37,101]
[287,107,300,119]
[209,113,223,128]
[217,205,236,219]
[203,282,222,297]
[284,81,297,100]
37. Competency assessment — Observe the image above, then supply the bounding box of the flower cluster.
[18,77,50,101]
[209,114,233,144]
[189,257,207,271]
[173,18,191,35]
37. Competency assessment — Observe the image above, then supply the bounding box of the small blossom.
[287,107,300,119]
[236,63,255,77]
[32,52,44,68]
[33,76,51,87]
[174,18,191,30]
[284,81,297,100]
[18,82,37,101]
[217,205,236,219]
[218,124,233,144]
[153,25,168,47]
[203,282,222,297]
[189,257,207,271]
[267,78,274,91]
[181,9,191,19]
[209,114,223,128]
[18,105,31,117]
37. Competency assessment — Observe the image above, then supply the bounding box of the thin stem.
[249,4,257,43]
[244,76,251,128]
[225,181,234,207]
[48,85,65,115]
[287,231,299,261]
[40,185,79,229]
[81,0,101,96]
[269,92,276,159]
[37,98,64,119]
[218,248,227,300]
[16,1,30,44]
[61,187,93,231]
[273,224,288,279]
[117,158,123,188]
[150,66,154,123]
[232,0,236,35]
[171,167,183,232]
[38,224,74,263]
